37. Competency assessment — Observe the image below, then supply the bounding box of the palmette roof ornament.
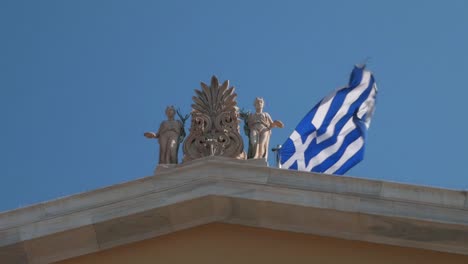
[183,76,245,162]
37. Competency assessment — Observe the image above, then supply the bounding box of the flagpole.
[271,144,282,168]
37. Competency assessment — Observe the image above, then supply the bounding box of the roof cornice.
[1,157,468,263]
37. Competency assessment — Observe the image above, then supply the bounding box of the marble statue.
[183,76,245,161]
[245,97,283,160]
[144,106,186,164]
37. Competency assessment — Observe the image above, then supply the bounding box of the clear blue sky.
[1,0,467,212]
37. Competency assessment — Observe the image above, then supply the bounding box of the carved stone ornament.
[183,76,245,162]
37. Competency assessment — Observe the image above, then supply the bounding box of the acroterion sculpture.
[144,106,186,164]
[144,77,284,167]
[182,76,245,161]
[244,97,284,160]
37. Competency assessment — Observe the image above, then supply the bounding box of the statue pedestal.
[154,156,268,175]
[242,158,268,166]
[153,163,177,174]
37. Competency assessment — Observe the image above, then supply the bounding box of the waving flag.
[280,65,377,175]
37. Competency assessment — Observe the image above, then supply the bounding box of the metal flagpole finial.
[357,57,372,69]
[271,144,282,168]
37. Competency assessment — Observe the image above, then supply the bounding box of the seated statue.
[246,97,284,160]
[144,106,185,164]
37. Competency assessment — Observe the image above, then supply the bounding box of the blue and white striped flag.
[280,65,377,175]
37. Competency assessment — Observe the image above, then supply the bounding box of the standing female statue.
[144,106,186,164]
[246,97,284,160]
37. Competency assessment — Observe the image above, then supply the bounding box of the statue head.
[165,105,176,119]
[254,97,264,112]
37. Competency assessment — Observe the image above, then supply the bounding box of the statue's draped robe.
[247,112,273,159]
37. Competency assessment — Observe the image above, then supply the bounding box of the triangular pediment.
[58,223,468,264]
[1,157,468,263]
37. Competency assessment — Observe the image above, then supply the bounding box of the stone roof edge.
[0,157,467,263]
[1,156,467,231]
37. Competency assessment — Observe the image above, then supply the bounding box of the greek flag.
[280,65,377,175]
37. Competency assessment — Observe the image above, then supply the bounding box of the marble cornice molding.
[1,156,468,263]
